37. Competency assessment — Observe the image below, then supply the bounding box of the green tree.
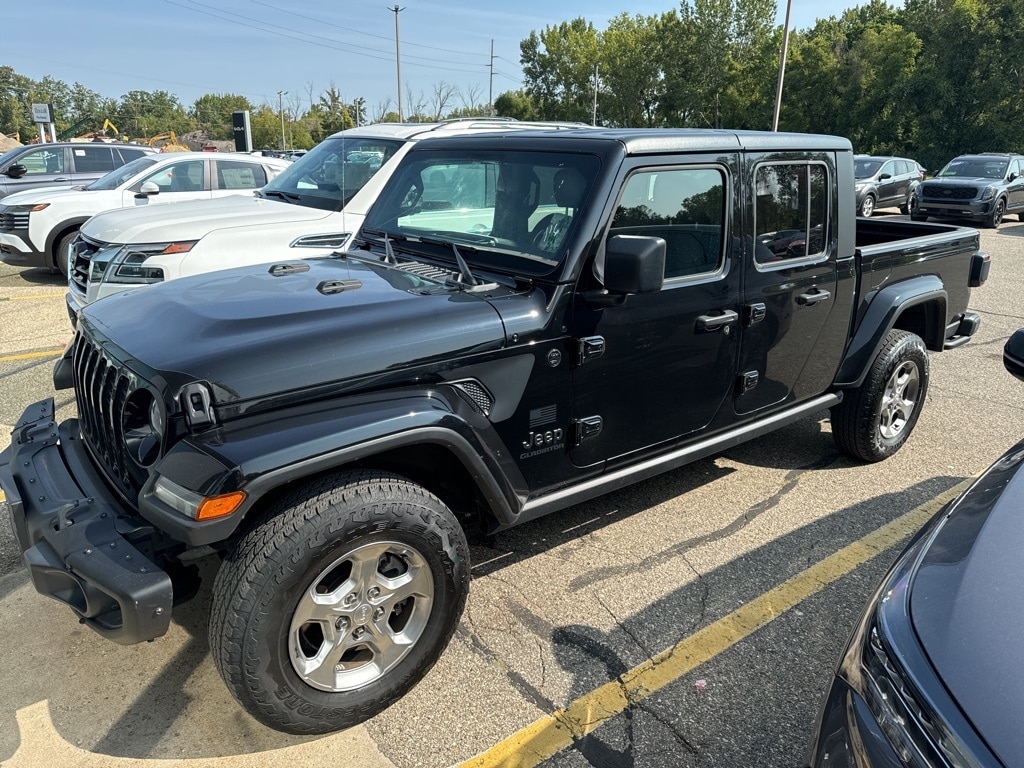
[600,13,664,127]
[520,18,600,122]
[493,90,538,120]
[190,93,253,140]
[114,90,191,140]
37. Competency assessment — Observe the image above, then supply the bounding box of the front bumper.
[0,229,46,267]
[915,199,993,221]
[0,398,173,644]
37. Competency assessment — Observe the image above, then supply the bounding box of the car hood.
[0,186,80,206]
[910,441,1024,764]
[81,255,508,404]
[79,194,341,244]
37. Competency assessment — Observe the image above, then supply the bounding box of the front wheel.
[54,230,79,277]
[985,198,1006,228]
[831,329,929,462]
[859,195,875,218]
[210,470,470,734]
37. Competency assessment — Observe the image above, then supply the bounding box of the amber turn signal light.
[196,491,247,520]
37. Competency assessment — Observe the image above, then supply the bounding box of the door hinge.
[576,336,606,365]
[573,416,603,445]
[738,371,759,394]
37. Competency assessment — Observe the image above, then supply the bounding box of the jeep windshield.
[359,150,600,279]
[258,136,403,211]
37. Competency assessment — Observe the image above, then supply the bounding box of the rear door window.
[754,162,829,264]
[73,146,116,173]
[215,160,267,190]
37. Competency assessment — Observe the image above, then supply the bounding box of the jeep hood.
[81,256,507,403]
[79,194,351,244]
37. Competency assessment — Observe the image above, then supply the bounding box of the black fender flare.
[139,389,524,546]
[834,275,947,389]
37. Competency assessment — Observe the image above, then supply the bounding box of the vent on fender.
[449,379,494,417]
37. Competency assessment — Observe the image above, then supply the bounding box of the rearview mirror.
[1005,329,1024,382]
[5,164,27,179]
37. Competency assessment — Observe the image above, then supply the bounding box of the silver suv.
[0,142,157,200]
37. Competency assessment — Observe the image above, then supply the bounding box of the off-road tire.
[831,329,929,462]
[210,469,470,734]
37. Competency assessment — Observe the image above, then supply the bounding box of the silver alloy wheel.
[289,540,435,692]
[878,360,920,439]
[861,195,875,217]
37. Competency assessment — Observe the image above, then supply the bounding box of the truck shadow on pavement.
[0,411,951,764]
[0,266,65,287]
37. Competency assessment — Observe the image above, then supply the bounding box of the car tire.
[209,469,470,734]
[859,195,875,218]
[54,230,78,277]
[831,329,929,462]
[899,201,911,215]
[985,198,1006,228]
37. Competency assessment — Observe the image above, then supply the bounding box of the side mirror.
[137,181,160,197]
[1005,329,1024,382]
[603,235,665,295]
[878,172,892,181]
[5,164,27,179]
[1010,172,1019,182]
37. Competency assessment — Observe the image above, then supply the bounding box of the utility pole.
[390,5,405,122]
[489,39,495,116]
[277,90,288,150]
[772,0,793,131]
[592,64,599,126]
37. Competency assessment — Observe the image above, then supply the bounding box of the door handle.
[696,309,739,332]
[796,289,831,306]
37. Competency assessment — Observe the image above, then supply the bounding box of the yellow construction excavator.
[147,132,189,152]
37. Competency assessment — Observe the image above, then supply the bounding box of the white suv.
[66,119,588,316]
[0,152,288,274]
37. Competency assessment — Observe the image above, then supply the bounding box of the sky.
[5,0,861,118]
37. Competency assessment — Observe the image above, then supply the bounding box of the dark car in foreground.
[854,155,925,217]
[807,329,1024,767]
[912,152,1024,227]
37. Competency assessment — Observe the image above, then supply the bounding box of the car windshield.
[938,158,1007,179]
[260,136,403,211]
[85,156,160,190]
[359,149,601,279]
[854,159,883,179]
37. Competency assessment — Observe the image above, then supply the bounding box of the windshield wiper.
[260,189,302,202]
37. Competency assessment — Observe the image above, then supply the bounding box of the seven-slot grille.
[921,184,977,200]
[69,236,103,294]
[72,331,145,500]
[0,209,29,231]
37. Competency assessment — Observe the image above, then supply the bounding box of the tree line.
[3,0,1022,171]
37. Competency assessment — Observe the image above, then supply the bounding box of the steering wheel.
[531,213,572,252]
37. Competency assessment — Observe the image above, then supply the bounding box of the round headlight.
[122,389,163,467]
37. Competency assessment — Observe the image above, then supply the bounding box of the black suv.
[912,152,1024,227]
[854,155,925,217]
[0,142,156,200]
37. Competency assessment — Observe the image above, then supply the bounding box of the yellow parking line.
[0,349,64,363]
[0,293,66,301]
[460,478,975,768]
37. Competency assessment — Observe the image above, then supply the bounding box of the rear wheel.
[210,469,470,734]
[831,329,929,462]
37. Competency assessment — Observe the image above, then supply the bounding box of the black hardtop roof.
[410,127,852,155]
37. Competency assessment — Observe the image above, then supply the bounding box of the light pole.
[390,5,405,122]
[277,90,288,150]
[771,0,793,131]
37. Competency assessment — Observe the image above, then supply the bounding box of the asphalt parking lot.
[1,212,1023,767]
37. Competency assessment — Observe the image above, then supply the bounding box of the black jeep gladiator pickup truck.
[0,129,988,734]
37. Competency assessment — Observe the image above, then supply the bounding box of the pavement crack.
[596,592,653,661]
